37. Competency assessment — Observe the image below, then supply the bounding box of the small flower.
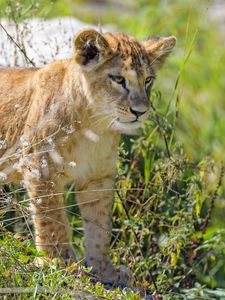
[31,169,41,178]
[15,150,21,159]
[0,172,7,181]
[29,205,36,215]
[40,158,48,168]
[2,270,11,278]
[36,197,42,204]
[47,137,53,144]
[6,195,13,204]
[64,124,75,134]
[5,6,11,14]
[68,161,76,168]
[16,2,23,10]
[0,140,7,149]
[13,163,18,170]
[20,180,28,188]
[49,150,63,165]
[20,136,31,147]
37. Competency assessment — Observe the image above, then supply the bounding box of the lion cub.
[0,29,176,285]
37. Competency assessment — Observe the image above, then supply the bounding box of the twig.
[150,102,171,160]
[116,190,158,292]
[200,162,224,233]
[0,23,35,67]
[150,102,180,200]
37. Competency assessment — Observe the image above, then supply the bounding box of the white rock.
[0,17,100,67]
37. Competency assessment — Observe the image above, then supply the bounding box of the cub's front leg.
[23,166,75,263]
[77,177,131,286]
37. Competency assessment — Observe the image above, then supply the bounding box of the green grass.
[0,0,225,299]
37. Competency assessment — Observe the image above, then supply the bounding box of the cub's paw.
[34,246,76,267]
[101,265,132,287]
[34,256,53,267]
[61,246,76,265]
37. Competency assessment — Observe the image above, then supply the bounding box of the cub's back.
[0,68,38,155]
[0,67,38,102]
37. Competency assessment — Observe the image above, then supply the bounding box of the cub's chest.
[59,130,120,185]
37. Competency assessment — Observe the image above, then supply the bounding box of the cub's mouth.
[119,118,140,124]
[109,106,149,134]
[113,118,144,133]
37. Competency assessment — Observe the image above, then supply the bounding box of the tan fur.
[0,29,176,285]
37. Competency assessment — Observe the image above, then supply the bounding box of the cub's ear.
[143,36,176,69]
[73,28,111,66]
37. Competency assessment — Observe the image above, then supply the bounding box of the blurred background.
[0,0,224,297]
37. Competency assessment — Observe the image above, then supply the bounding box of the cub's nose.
[130,107,147,118]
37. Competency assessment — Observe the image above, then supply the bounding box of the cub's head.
[73,29,176,133]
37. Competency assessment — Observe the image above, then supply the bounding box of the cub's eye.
[145,76,154,86]
[114,76,125,84]
[109,75,126,88]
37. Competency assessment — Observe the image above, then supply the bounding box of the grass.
[0,0,225,299]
